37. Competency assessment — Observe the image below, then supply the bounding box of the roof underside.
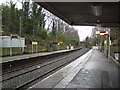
[37,2,119,27]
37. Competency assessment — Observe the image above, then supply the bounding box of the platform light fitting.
[95,31,108,36]
[91,4,102,16]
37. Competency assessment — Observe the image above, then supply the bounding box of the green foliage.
[1,1,80,54]
[2,1,46,36]
[2,2,20,34]
[38,28,48,39]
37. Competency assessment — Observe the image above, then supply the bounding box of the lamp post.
[91,4,102,16]
[118,27,120,61]
[32,29,34,53]
[96,30,110,58]
[108,28,111,59]
[19,16,22,54]
[114,27,120,61]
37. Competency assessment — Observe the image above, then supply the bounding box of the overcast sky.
[0,0,94,41]
[74,26,94,41]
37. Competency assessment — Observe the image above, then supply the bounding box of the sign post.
[108,28,111,59]
[32,41,38,53]
[10,37,12,56]
[96,30,110,58]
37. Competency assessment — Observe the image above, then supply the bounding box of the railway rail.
[2,51,74,75]
[2,48,81,74]
[2,48,89,89]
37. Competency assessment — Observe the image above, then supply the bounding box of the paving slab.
[29,49,119,89]
[29,50,92,89]
[83,50,119,88]
[66,49,119,89]
[67,69,102,88]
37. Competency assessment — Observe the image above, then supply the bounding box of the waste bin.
[114,52,120,60]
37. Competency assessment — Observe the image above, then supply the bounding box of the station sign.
[104,40,107,45]
[57,42,63,45]
[32,42,38,45]
[96,31,108,36]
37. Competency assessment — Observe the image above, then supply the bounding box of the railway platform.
[29,49,119,89]
[1,49,73,63]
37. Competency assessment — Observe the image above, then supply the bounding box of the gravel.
[2,48,89,89]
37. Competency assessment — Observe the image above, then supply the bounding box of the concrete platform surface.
[1,49,71,63]
[29,49,119,89]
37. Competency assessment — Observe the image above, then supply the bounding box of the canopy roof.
[37,2,119,27]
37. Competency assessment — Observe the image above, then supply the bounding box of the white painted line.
[29,50,92,89]
[54,50,92,88]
